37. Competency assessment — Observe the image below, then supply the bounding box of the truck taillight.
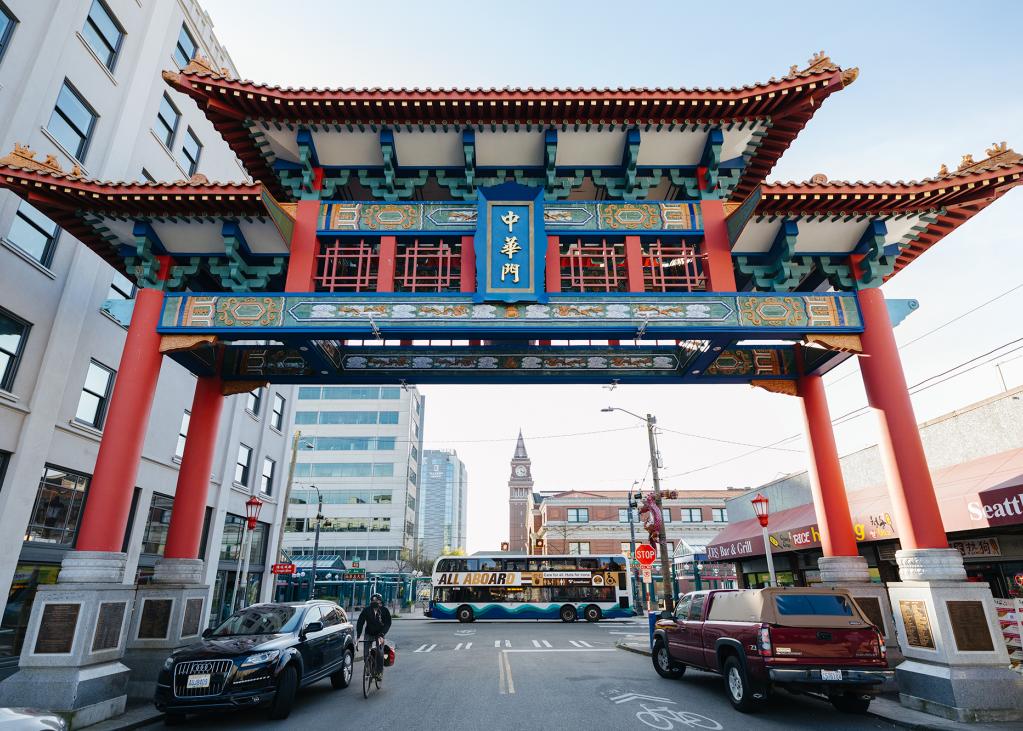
[758,625,772,657]
[875,631,886,660]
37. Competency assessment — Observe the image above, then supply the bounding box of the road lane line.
[532,640,541,647]
[501,651,515,694]
[503,649,616,653]
[454,642,463,651]
[578,640,593,647]
[498,652,506,694]
[415,643,428,652]
[494,640,501,648]
[427,644,436,652]
[504,640,511,647]
[465,642,472,649]
[541,640,552,648]
[569,640,580,647]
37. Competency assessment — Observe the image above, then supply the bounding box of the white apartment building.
[283,385,425,573]
[0,0,294,676]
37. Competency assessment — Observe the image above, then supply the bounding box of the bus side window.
[610,556,626,570]
[465,559,479,571]
[478,557,498,571]
[579,558,598,570]
[505,559,526,571]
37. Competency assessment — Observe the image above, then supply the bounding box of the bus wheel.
[457,605,475,623]
[560,605,577,622]
[584,605,602,622]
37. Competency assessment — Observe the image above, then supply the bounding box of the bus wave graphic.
[431,603,634,620]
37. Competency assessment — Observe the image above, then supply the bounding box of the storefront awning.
[705,447,1023,561]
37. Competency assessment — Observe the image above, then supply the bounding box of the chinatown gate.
[0,53,1021,723]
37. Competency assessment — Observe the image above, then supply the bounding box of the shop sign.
[707,538,757,560]
[973,485,1023,527]
[950,538,1001,558]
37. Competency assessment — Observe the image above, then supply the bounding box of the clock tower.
[508,430,534,553]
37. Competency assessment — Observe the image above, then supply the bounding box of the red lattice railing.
[559,238,627,292]
[315,238,379,292]
[642,239,707,292]
[395,237,461,292]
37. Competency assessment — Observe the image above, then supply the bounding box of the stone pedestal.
[0,552,134,728]
[888,549,1023,722]
[121,558,209,700]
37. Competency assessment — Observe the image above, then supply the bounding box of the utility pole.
[646,414,675,613]
[274,430,303,565]
[310,485,322,600]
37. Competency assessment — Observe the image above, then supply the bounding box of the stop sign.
[635,545,657,565]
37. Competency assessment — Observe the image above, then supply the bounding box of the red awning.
[705,447,1023,561]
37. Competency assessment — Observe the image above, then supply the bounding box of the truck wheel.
[457,605,475,623]
[584,605,602,622]
[723,656,761,713]
[831,694,871,713]
[267,665,298,720]
[652,639,685,679]
[330,646,354,689]
[559,605,577,622]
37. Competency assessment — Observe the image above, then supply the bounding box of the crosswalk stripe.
[465,642,472,649]
[455,642,463,651]
[541,640,552,647]
[569,640,581,647]
[532,640,541,648]
[414,644,436,653]
[505,640,511,647]
[578,640,593,647]
[494,640,501,648]
[415,644,428,652]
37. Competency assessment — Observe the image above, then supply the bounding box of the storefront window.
[141,492,174,555]
[24,466,89,545]
[1,563,60,659]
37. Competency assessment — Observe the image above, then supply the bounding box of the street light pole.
[310,484,322,600]
[230,496,263,612]
[602,407,675,613]
[751,493,776,587]
[274,430,305,565]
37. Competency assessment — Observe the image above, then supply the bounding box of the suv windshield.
[210,605,302,636]
[776,594,854,616]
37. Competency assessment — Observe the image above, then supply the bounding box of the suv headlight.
[241,650,280,667]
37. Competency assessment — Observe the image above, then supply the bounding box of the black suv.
[154,601,355,722]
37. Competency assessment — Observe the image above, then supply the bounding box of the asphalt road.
[175,618,900,731]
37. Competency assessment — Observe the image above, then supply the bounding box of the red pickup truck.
[652,587,891,714]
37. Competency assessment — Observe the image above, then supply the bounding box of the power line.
[656,425,804,453]
[658,336,1023,481]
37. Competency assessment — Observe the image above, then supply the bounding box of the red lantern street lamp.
[245,495,264,530]
[231,496,265,612]
[750,493,776,587]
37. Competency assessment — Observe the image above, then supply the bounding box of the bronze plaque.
[899,600,935,649]
[947,601,995,652]
[91,602,126,652]
[35,603,80,654]
[137,599,173,639]
[855,596,886,632]
[181,598,203,638]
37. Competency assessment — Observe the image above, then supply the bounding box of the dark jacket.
[357,603,392,639]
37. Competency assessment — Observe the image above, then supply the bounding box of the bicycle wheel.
[362,649,373,698]
[677,712,722,730]
[634,710,673,730]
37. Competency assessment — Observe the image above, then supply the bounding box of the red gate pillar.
[284,199,320,291]
[698,199,736,291]
[74,287,165,555]
[856,287,948,552]
[162,376,225,562]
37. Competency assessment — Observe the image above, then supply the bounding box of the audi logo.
[192,663,213,673]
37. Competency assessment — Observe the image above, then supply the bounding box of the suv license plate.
[821,670,843,681]
[186,674,211,689]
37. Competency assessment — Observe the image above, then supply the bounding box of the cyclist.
[356,593,392,679]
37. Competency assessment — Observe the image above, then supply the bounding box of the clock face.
[514,465,527,477]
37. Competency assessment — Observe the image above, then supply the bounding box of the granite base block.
[896,660,1023,722]
[0,662,129,728]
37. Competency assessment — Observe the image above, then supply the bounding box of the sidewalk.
[613,641,1021,731]
[392,607,430,620]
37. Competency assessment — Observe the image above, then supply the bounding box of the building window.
[174,410,190,459]
[173,23,197,68]
[260,457,275,496]
[0,2,17,65]
[620,542,632,556]
[294,410,399,425]
[47,81,98,161]
[75,360,114,428]
[681,508,703,523]
[82,0,124,70]
[294,462,393,478]
[568,542,590,555]
[220,514,268,563]
[712,508,727,522]
[6,201,60,266]
[271,393,285,430]
[141,492,174,555]
[177,128,201,175]
[567,508,589,523]
[107,270,134,300]
[618,508,640,523]
[662,509,672,523]
[408,468,417,485]
[246,387,262,415]
[659,542,674,557]
[24,465,90,545]
[154,93,179,148]
[235,444,252,485]
[0,307,30,391]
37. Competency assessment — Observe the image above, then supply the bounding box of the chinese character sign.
[474,183,547,303]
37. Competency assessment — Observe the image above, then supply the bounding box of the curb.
[615,641,651,657]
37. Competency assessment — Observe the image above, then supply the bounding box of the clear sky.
[201,0,1023,553]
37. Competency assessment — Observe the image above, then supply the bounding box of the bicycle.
[634,704,722,730]
[361,636,385,698]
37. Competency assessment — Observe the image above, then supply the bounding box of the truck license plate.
[821,670,843,681]
[186,674,211,689]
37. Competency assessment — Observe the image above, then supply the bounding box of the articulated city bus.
[427,553,635,622]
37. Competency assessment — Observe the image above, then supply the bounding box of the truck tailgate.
[769,626,881,661]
